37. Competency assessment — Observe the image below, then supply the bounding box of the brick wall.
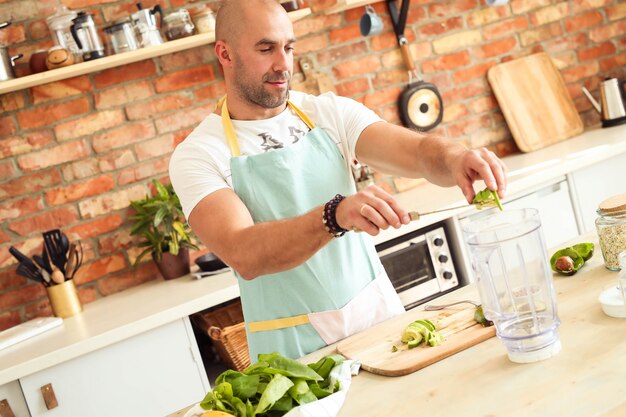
[0,0,624,330]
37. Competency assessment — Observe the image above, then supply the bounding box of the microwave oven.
[376,221,464,309]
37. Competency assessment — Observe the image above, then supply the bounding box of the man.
[169,0,507,362]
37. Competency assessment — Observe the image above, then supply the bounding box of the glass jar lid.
[164,9,191,22]
[46,5,78,30]
[598,193,626,216]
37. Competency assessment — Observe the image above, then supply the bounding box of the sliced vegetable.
[550,247,585,276]
[472,188,503,211]
[474,305,494,327]
[571,242,594,261]
[400,318,444,349]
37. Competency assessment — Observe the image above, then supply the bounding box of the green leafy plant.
[199,353,345,416]
[129,179,198,265]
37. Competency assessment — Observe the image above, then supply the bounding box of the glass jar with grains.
[596,193,626,270]
[163,9,195,40]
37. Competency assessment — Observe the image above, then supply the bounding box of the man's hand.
[335,185,411,236]
[448,147,507,204]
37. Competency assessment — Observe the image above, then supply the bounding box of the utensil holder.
[47,280,82,318]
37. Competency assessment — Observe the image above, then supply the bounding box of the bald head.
[216,0,288,45]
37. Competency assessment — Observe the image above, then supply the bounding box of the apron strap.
[218,94,317,158]
[287,101,316,130]
[218,95,242,157]
[248,314,310,333]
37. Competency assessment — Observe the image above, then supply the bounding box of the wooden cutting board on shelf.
[487,52,583,153]
[291,57,336,96]
[336,304,496,376]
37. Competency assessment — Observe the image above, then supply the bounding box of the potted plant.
[130,179,199,280]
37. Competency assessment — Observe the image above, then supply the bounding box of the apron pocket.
[307,271,405,345]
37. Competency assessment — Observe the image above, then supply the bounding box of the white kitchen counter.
[1,124,624,387]
[0,270,238,385]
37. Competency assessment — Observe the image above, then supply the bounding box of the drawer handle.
[0,399,16,417]
[41,383,58,410]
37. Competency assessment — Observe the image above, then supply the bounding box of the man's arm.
[355,121,507,203]
[188,186,408,280]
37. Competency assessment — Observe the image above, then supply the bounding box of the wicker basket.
[191,299,251,371]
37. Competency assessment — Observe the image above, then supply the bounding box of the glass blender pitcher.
[463,208,561,363]
[70,12,106,61]
[46,5,81,60]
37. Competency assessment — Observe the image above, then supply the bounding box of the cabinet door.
[20,318,208,417]
[568,152,626,233]
[0,380,30,417]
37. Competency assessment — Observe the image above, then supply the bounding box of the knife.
[406,203,472,221]
[353,203,470,232]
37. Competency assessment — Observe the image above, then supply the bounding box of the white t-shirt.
[169,91,383,219]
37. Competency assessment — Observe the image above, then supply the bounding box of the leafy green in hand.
[472,188,503,211]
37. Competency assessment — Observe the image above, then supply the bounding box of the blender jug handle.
[70,22,83,50]
[151,5,163,28]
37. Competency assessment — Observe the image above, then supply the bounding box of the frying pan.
[387,0,443,131]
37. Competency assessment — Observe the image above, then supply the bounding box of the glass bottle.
[595,205,626,271]
[163,9,195,41]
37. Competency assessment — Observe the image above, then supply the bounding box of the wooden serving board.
[487,52,583,153]
[291,57,336,96]
[336,304,496,376]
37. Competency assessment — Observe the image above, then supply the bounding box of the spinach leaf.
[257,353,323,381]
[255,374,294,415]
[307,354,344,379]
[216,370,260,400]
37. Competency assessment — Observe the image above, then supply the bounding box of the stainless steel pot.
[0,46,23,81]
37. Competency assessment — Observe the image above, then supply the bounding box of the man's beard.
[233,63,291,109]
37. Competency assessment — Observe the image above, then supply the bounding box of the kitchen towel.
[183,360,361,417]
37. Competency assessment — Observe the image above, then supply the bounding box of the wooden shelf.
[0,8,311,95]
[324,0,384,14]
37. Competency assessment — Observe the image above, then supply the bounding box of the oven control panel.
[425,227,458,291]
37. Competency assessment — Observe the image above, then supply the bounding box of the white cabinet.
[19,318,208,417]
[567,152,626,234]
[0,380,30,417]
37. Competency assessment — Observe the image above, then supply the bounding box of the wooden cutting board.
[291,57,336,95]
[487,52,584,153]
[336,304,496,376]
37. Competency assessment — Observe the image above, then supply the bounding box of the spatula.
[43,229,67,274]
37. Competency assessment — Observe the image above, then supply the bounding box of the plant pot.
[153,247,190,280]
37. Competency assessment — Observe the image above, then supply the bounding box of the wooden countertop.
[170,233,626,417]
[314,234,626,417]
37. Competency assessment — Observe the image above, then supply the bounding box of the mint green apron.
[220,96,403,361]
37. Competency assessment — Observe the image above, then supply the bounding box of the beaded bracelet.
[322,194,348,238]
